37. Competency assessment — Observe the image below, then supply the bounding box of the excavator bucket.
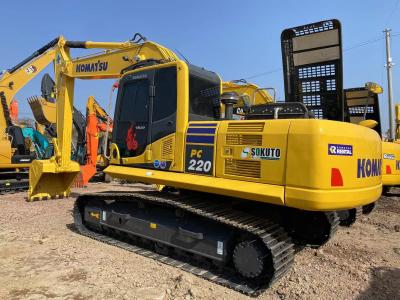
[73,171,85,188]
[73,164,97,188]
[28,158,80,201]
[28,96,56,125]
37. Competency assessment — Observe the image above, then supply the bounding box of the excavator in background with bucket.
[345,83,400,199]
[0,38,62,193]
[23,32,382,295]
[0,35,106,192]
[28,76,113,186]
[74,95,113,186]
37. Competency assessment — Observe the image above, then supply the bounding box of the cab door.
[113,70,154,159]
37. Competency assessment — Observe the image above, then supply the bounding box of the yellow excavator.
[345,83,400,199]
[23,32,382,295]
[0,38,62,193]
[222,80,274,113]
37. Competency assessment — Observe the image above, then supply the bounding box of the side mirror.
[359,119,378,129]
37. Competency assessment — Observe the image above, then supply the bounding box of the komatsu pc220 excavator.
[25,33,382,295]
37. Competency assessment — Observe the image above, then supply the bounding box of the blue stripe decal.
[187,127,216,134]
[186,135,215,144]
[189,123,217,127]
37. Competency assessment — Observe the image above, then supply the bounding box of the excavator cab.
[6,126,36,163]
[112,62,220,163]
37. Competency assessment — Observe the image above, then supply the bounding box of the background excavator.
[75,95,113,186]
[281,19,400,207]
[23,32,381,295]
[345,84,400,197]
[6,97,51,159]
[0,38,61,193]
[28,75,114,186]
[222,80,275,117]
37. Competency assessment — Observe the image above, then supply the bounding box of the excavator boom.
[28,38,179,199]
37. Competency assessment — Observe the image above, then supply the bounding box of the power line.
[343,36,384,52]
[242,36,386,80]
[243,67,282,80]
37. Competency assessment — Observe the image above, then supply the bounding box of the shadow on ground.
[357,267,400,299]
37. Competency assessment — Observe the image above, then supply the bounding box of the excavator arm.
[28,38,179,200]
[75,96,113,186]
[0,38,61,130]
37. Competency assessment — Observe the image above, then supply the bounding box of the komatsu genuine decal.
[328,144,353,156]
[357,158,382,178]
[241,147,281,160]
[383,153,395,160]
[75,61,109,73]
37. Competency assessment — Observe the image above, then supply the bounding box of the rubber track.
[73,191,295,296]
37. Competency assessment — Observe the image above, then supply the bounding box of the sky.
[1,0,399,133]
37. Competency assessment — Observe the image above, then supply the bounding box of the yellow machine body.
[383,104,400,186]
[28,38,381,212]
[0,139,30,168]
[382,141,400,185]
[108,117,381,211]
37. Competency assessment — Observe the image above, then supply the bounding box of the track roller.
[233,239,267,279]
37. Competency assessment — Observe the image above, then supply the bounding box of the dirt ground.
[0,182,399,300]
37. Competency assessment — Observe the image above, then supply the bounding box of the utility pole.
[384,29,395,141]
